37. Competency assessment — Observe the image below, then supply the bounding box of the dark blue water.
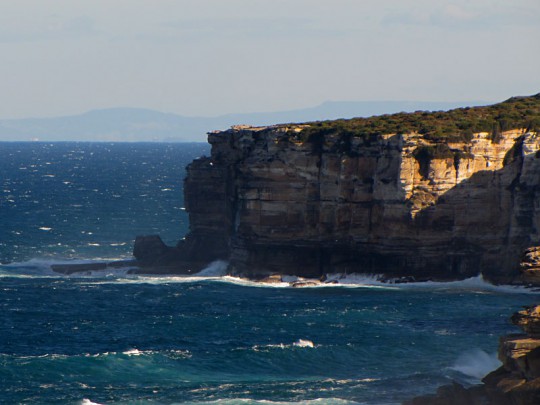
[0,142,537,405]
[1,142,208,264]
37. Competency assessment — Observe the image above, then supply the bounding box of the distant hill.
[0,101,488,142]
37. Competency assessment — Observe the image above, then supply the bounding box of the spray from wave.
[194,260,229,277]
[1,257,537,294]
[80,399,103,405]
[450,349,501,380]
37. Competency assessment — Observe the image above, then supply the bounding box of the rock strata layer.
[177,127,540,281]
[404,304,540,405]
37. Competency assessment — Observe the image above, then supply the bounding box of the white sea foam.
[322,273,539,294]
[293,339,315,348]
[218,276,291,288]
[2,257,538,294]
[80,399,103,405]
[450,349,501,380]
[0,259,61,278]
[123,348,142,356]
[253,339,316,351]
[11,349,191,361]
[178,399,362,405]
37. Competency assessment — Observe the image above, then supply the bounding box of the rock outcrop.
[404,304,540,405]
[520,247,540,284]
[176,97,540,282]
[134,94,540,282]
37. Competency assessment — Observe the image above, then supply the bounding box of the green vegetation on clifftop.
[297,93,540,143]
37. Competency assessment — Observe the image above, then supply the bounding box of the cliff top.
[292,93,540,143]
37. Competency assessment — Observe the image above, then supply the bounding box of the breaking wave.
[450,349,501,381]
[168,399,363,405]
[1,258,538,294]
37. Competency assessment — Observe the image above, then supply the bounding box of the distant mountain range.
[0,100,489,142]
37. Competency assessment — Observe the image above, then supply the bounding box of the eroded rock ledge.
[404,304,540,405]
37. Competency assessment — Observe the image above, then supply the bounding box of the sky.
[0,0,539,119]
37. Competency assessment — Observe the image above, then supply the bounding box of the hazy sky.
[0,0,539,119]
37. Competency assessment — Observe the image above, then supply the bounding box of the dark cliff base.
[122,235,538,286]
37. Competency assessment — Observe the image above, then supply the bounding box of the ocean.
[0,142,537,405]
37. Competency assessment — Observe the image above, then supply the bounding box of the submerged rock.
[50,260,137,275]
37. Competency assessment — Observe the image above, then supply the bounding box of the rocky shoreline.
[405,305,540,405]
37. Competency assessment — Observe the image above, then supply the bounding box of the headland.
[121,93,540,286]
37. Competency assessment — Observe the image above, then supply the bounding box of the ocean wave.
[1,257,538,294]
[213,273,537,294]
[176,399,364,405]
[252,339,316,352]
[80,400,103,405]
[449,349,501,381]
[77,399,364,405]
[2,349,191,361]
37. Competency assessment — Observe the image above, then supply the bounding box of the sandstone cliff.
[136,94,540,283]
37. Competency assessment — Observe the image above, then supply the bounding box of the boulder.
[133,235,171,265]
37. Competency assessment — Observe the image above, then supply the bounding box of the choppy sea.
[0,142,537,405]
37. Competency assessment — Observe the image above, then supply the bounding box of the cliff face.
[157,95,540,282]
[180,125,539,281]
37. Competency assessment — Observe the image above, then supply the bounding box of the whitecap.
[293,339,315,348]
[80,399,103,405]
[253,339,316,351]
[178,398,361,405]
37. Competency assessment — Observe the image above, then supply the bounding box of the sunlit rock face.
[180,121,540,283]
